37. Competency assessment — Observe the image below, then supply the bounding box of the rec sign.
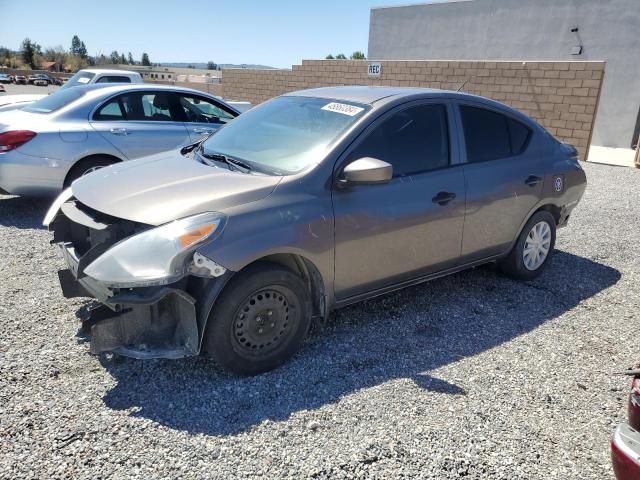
[368,63,382,78]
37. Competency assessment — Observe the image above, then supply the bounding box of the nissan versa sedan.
[0,84,239,196]
[45,86,586,375]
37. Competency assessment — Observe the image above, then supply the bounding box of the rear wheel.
[64,156,118,187]
[499,210,556,280]
[203,262,312,375]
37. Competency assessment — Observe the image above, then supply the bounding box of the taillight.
[630,377,640,431]
[0,130,37,152]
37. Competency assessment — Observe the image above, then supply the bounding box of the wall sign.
[368,63,382,78]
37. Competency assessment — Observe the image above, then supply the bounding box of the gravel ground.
[0,162,638,479]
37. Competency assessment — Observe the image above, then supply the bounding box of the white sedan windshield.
[201,96,369,174]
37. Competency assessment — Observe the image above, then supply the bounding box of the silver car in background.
[0,84,239,196]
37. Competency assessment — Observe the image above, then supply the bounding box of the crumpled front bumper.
[57,237,201,360]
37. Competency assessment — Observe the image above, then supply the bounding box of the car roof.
[284,85,536,123]
[63,83,239,113]
[285,86,456,104]
[73,83,217,97]
[80,69,141,75]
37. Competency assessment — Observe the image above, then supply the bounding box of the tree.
[127,52,134,64]
[350,51,366,60]
[78,41,88,59]
[43,46,66,64]
[141,52,150,66]
[120,53,127,64]
[71,35,81,55]
[207,61,218,70]
[110,50,120,64]
[187,64,195,69]
[335,53,347,60]
[325,54,334,59]
[21,38,38,69]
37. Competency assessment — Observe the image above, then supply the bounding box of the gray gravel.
[1,162,638,479]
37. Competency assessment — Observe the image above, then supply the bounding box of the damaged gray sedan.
[45,86,586,375]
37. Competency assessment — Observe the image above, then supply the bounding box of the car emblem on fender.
[554,176,564,192]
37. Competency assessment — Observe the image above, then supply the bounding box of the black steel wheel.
[203,262,311,375]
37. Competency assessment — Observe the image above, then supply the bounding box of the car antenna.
[456,76,474,92]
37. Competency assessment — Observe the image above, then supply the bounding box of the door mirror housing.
[342,157,393,184]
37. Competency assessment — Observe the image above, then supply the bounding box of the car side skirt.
[334,253,505,309]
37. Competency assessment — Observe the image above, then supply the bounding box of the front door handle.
[110,128,129,136]
[193,127,214,134]
[525,175,542,187]
[432,191,456,206]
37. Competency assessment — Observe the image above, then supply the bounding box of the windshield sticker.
[77,77,90,84]
[321,102,364,116]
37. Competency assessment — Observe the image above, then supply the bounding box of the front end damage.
[49,197,229,359]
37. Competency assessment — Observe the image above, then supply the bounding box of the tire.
[203,262,312,375]
[498,210,556,281]
[64,156,117,187]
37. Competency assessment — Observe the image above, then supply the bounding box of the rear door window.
[460,105,532,163]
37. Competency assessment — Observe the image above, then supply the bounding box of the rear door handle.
[525,175,542,187]
[432,191,456,206]
[110,128,129,136]
[193,127,214,134]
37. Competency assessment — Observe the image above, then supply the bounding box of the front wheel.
[203,262,312,375]
[499,210,556,281]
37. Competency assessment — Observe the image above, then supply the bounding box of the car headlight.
[84,212,225,287]
[43,187,73,227]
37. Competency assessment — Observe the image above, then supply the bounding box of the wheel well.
[243,254,327,321]
[64,154,122,186]
[535,204,561,225]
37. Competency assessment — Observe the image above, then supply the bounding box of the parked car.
[28,74,43,85]
[0,73,11,84]
[28,73,61,87]
[612,368,640,479]
[14,75,27,85]
[44,86,587,375]
[0,84,239,196]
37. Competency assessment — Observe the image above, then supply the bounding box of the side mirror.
[341,157,393,185]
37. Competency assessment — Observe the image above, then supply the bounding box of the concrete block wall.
[220,59,605,160]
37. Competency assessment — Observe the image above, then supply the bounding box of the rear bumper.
[0,149,65,196]
[612,423,640,479]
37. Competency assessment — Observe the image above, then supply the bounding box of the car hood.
[71,150,283,225]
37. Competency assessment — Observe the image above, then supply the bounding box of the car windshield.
[23,88,86,114]
[200,96,369,174]
[59,71,95,90]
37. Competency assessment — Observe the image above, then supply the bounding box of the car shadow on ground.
[0,195,50,229]
[99,250,620,436]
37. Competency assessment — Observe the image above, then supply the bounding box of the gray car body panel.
[0,84,239,196]
[69,86,586,312]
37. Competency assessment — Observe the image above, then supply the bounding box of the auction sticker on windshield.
[321,102,364,116]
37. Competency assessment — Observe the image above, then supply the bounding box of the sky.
[0,0,422,68]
